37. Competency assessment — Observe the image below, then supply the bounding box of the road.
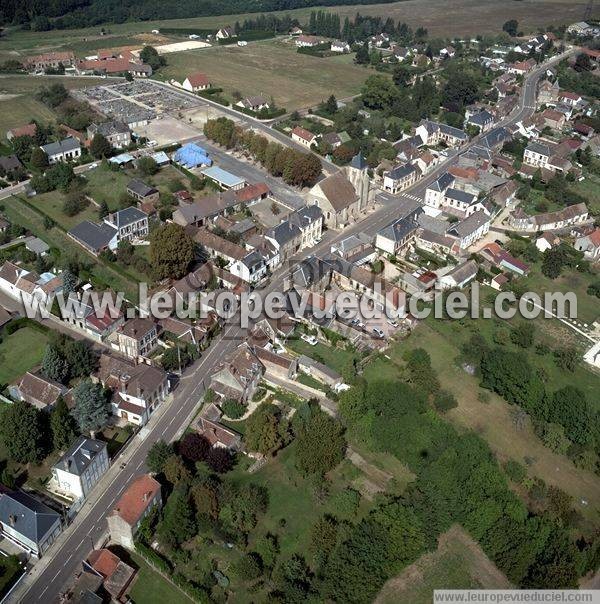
[12,48,574,603]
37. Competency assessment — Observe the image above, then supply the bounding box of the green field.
[129,553,192,604]
[154,38,370,111]
[0,75,107,137]
[28,190,99,230]
[0,326,49,384]
[286,332,360,374]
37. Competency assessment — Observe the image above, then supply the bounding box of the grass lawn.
[286,334,359,375]
[129,552,192,604]
[573,173,600,215]
[0,326,48,384]
[400,321,600,525]
[27,190,99,230]
[83,166,131,210]
[376,525,511,604]
[0,555,23,599]
[97,426,131,457]
[154,38,371,111]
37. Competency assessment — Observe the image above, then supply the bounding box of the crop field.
[0,0,593,62]
[155,38,369,111]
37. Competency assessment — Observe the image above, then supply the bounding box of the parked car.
[372,328,385,339]
[301,333,318,346]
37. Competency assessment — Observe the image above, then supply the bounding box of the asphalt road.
[13,47,574,604]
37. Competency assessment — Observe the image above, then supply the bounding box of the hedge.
[3,317,49,336]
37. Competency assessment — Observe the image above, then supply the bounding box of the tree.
[190,478,220,520]
[323,94,337,115]
[137,156,158,176]
[50,397,78,451]
[0,401,47,463]
[511,322,535,348]
[502,19,519,37]
[41,343,69,383]
[149,223,194,280]
[232,552,263,580]
[146,440,172,473]
[65,340,96,378]
[574,53,593,73]
[549,386,593,446]
[140,46,165,71]
[553,347,578,372]
[361,74,398,110]
[89,133,112,159]
[295,410,346,476]
[72,379,110,432]
[163,453,192,484]
[97,199,109,219]
[433,390,458,412]
[62,269,77,295]
[206,447,234,473]
[355,43,369,65]
[221,399,246,419]
[30,146,48,169]
[245,403,285,456]
[392,64,411,87]
[178,432,210,462]
[157,485,196,547]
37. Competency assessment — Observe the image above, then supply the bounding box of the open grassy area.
[129,552,192,604]
[0,326,48,384]
[399,321,600,525]
[0,75,107,136]
[0,0,591,59]
[28,190,99,230]
[286,333,359,374]
[151,38,371,111]
[376,525,511,603]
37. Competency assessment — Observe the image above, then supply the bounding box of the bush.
[504,459,527,484]
[232,552,263,580]
[221,399,245,419]
[433,390,458,412]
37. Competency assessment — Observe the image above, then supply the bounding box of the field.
[399,320,600,524]
[155,39,370,111]
[0,0,593,61]
[375,525,511,603]
[0,75,106,136]
[0,326,49,384]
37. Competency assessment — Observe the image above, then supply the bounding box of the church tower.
[345,152,374,212]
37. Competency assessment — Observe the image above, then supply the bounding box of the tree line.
[204,117,322,188]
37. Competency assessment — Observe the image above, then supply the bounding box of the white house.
[331,40,350,53]
[574,228,600,261]
[438,260,478,289]
[446,210,490,249]
[229,250,267,284]
[40,137,81,164]
[424,172,455,209]
[52,437,109,500]
[0,261,63,308]
[182,72,211,92]
[291,125,318,148]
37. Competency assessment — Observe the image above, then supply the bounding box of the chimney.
[8,514,16,527]
[143,492,148,502]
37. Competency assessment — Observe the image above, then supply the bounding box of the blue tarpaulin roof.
[174,143,211,168]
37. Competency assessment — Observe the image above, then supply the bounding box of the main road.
[13,47,574,604]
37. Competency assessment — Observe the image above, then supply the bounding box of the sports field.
[155,38,369,110]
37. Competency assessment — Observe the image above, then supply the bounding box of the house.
[0,491,62,557]
[574,228,600,261]
[567,22,593,36]
[40,137,81,164]
[291,126,318,148]
[254,347,298,380]
[6,122,37,141]
[216,27,235,40]
[76,57,152,77]
[559,91,583,108]
[8,372,67,410]
[375,203,423,256]
[295,35,326,48]
[508,59,536,75]
[126,179,159,205]
[290,26,303,36]
[61,291,124,341]
[0,154,23,174]
[68,221,119,255]
[194,227,247,265]
[438,260,478,289]
[229,250,267,284]
[540,108,566,130]
[537,79,560,106]
[24,51,74,72]
[172,191,240,227]
[480,242,530,275]
[265,205,323,261]
[235,182,270,205]
[52,437,109,500]
[330,234,376,265]
[116,318,159,359]
[235,95,270,112]
[331,40,350,53]
[297,355,342,388]
[108,474,162,549]
[523,140,554,169]
[465,110,494,133]
[321,131,350,149]
[446,210,490,249]
[0,261,63,307]
[440,45,456,58]
[25,237,50,256]
[491,273,509,291]
[535,232,560,252]
[104,207,149,242]
[195,403,243,450]
[86,549,136,602]
[508,203,589,232]
[382,163,420,194]
[209,343,264,403]
[424,172,455,209]
[181,72,211,92]
[95,353,168,426]
[87,121,131,149]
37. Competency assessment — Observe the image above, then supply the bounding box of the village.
[0,6,598,603]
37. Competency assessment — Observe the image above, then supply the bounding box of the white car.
[387,319,398,328]
[301,334,318,346]
[89,163,98,169]
[372,328,385,339]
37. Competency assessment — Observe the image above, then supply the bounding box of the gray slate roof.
[445,188,477,204]
[127,179,157,198]
[387,163,418,180]
[428,172,455,192]
[110,206,148,228]
[53,436,107,477]
[69,221,118,252]
[0,491,61,545]
[41,137,80,157]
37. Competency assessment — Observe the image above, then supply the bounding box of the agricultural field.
[155,39,370,111]
[0,75,106,136]
[0,0,591,60]
[376,525,512,604]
